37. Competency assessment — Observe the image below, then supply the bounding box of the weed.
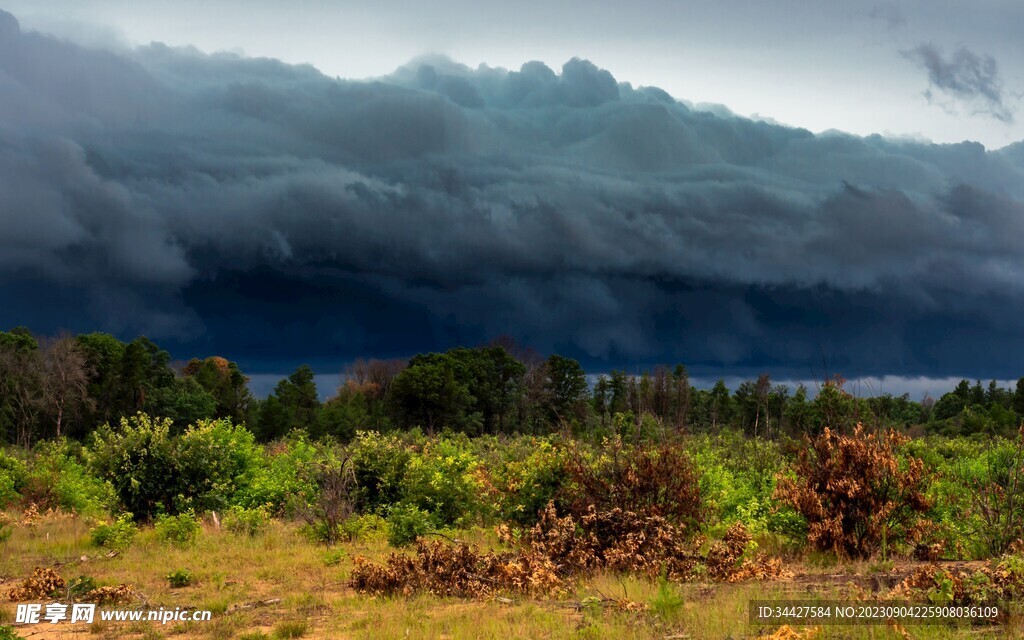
[166,568,195,588]
[322,548,346,566]
[273,620,309,638]
[155,512,200,546]
[90,514,137,549]
[648,575,684,619]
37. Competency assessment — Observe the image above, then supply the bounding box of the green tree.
[1013,377,1024,416]
[182,356,253,423]
[148,377,218,431]
[118,337,174,414]
[390,354,476,434]
[256,365,320,440]
[542,354,588,426]
[0,327,43,446]
[709,379,732,430]
[75,332,127,426]
[784,384,812,434]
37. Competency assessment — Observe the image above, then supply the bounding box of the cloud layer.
[3,9,1024,378]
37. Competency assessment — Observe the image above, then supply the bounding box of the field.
[5,421,1024,640]
[1,512,1021,640]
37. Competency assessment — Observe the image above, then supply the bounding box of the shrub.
[0,449,27,508]
[687,431,788,534]
[0,625,17,640]
[175,419,262,512]
[339,513,390,543]
[399,436,484,527]
[649,575,685,619]
[963,428,1024,556]
[22,440,112,516]
[238,433,331,512]
[386,503,432,547]
[350,431,411,514]
[489,437,567,526]
[322,548,346,566]
[155,512,201,546]
[166,568,195,588]
[775,424,931,558]
[0,514,11,544]
[561,437,704,530]
[90,514,138,549]
[88,414,180,519]
[223,505,271,537]
[294,459,355,546]
[67,575,98,598]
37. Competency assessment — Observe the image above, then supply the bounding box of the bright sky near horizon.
[5,0,1023,149]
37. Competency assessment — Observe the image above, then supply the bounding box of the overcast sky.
[6,0,1023,148]
[2,3,1024,397]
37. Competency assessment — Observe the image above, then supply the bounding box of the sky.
[6,0,1024,149]
[2,2,1024,398]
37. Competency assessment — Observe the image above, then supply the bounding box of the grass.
[1,510,1022,639]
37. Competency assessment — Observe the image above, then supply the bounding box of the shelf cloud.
[2,8,1024,378]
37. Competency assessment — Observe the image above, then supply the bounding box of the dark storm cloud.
[3,8,1024,378]
[904,43,1015,123]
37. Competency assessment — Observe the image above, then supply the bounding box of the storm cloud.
[3,8,1024,379]
[905,43,1015,123]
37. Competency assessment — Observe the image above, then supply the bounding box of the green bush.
[166,568,195,588]
[908,436,1016,558]
[175,419,262,512]
[339,513,390,543]
[0,448,28,508]
[386,503,432,547]
[0,474,16,511]
[88,414,180,519]
[350,431,412,514]
[687,431,786,532]
[0,624,18,640]
[155,512,201,546]
[399,436,483,527]
[223,505,271,537]
[489,436,566,526]
[237,433,332,512]
[23,440,112,516]
[322,548,346,566]
[90,414,265,519]
[67,575,98,598]
[90,514,138,549]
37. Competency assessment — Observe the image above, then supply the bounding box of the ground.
[1,513,1020,640]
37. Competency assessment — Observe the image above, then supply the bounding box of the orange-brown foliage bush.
[561,437,704,530]
[775,423,930,559]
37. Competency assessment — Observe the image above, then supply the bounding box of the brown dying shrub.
[351,501,705,598]
[561,437,704,530]
[703,522,790,582]
[521,502,703,581]
[349,539,566,598]
[8,567,66,601]
[774,423,930,559]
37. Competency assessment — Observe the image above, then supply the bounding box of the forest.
[3,326,1024,447]
[5,326,1024,639]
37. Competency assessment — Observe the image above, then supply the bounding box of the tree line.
[3,326,1024,446]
